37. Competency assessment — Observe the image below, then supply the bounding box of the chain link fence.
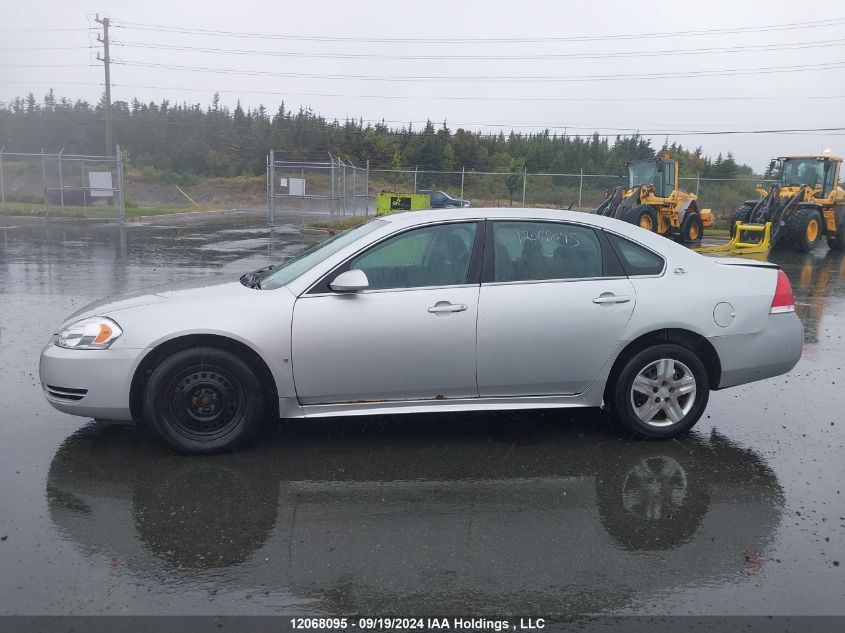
[266,153,369,226]
[0,148,769,228]
[365,168,766,220]
[0,148,125,220]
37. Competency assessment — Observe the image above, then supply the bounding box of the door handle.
[593,294,631,304]
[428,302,468,314]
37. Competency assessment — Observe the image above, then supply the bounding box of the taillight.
[770,269,795,314]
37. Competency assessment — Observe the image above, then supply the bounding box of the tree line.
[0,90,754,180]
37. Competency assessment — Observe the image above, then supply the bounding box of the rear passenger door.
[477,220,636,396]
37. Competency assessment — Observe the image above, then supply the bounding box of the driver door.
[291,221,481,405]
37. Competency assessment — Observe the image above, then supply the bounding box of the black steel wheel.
[143,347,265,453]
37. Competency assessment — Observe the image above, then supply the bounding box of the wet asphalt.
[0,212,842,617]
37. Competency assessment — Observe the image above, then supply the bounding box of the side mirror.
[329,269,369,293]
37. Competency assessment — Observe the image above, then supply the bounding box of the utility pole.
[95,14,113,156]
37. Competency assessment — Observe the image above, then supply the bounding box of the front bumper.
[710,312,803,389]
[39,341,145,421]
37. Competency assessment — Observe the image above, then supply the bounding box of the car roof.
[380,207,697,259]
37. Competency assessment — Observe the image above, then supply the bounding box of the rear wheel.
[730,203,754,237]
[142,347,265,454]
[828,235,844,251]
[623,205,658,233]
[788,206,823,253]
[680,211,704,243]
[608,344,710,439]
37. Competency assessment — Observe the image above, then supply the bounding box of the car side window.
[350,222,478,290]
[605,232,665,276]
[492,221,603,282]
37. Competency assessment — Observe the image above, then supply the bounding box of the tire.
[828,235,844,251]
[623,204,657,233]
[607,344,710,439]
[787,206,823,253]
[729,203,754,237]
[679,211,704,243]
[142,347,265,454]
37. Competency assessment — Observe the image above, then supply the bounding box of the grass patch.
[309,216,372,234]
[705,229,730,237]
[0,201,229,219]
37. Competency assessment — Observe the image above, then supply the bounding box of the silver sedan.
[40,208,804,453]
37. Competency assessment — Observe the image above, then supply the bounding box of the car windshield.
[628,160,658,188]
[781,158,823,188]
[260,219,387,290]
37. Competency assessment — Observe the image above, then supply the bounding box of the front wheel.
[608,344,710,439]
[143,347,265,454]
[788,206,823,253]
[623,205,658,233]
[730,203,754,237]
[680,212,704,243]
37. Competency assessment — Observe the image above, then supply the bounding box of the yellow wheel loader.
[730,155,845,253]
[593,153,712,243]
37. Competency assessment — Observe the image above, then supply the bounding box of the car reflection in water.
[46,413,783,615]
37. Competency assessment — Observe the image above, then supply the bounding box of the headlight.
[56,317,123,350]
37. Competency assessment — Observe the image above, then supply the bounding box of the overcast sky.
[2,0,843,171]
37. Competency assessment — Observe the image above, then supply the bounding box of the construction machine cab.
[627,157,675,198]
[779,156,840,197]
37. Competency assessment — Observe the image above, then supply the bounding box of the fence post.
[41,148,48,215]
[414,166,418,193]
[460,166,465,202]
[330,157,336,225]
[0,146,5,205]
[578,168,584,210]
[352,163,357,217]
[81,159,87,219]
[269,150,276,227]
[696,172,700,197]
[522,167,527,206]
[265,153,271,225]
[115,144,125,222]
[365,159,370,216]
[57,148,65,217]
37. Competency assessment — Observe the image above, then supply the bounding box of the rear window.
[606,233,665,276]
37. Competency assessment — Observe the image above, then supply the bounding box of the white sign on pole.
[88,171,114,197]
[289,178,305,196]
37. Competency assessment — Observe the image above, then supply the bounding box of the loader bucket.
[693,221,772,255]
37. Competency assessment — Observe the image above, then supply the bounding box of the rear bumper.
[709,313,803,389]
[39,341,143,421]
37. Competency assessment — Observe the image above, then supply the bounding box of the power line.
[108,37,845,61]
[4,80,845,104]
[0,46,94,51]
[110,82,845,103]
[0,27,91,32]
[113,59,845,82]
[111,16,845,43]
[0,64,93,68]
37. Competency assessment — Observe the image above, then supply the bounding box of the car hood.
[63,274,244,325]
